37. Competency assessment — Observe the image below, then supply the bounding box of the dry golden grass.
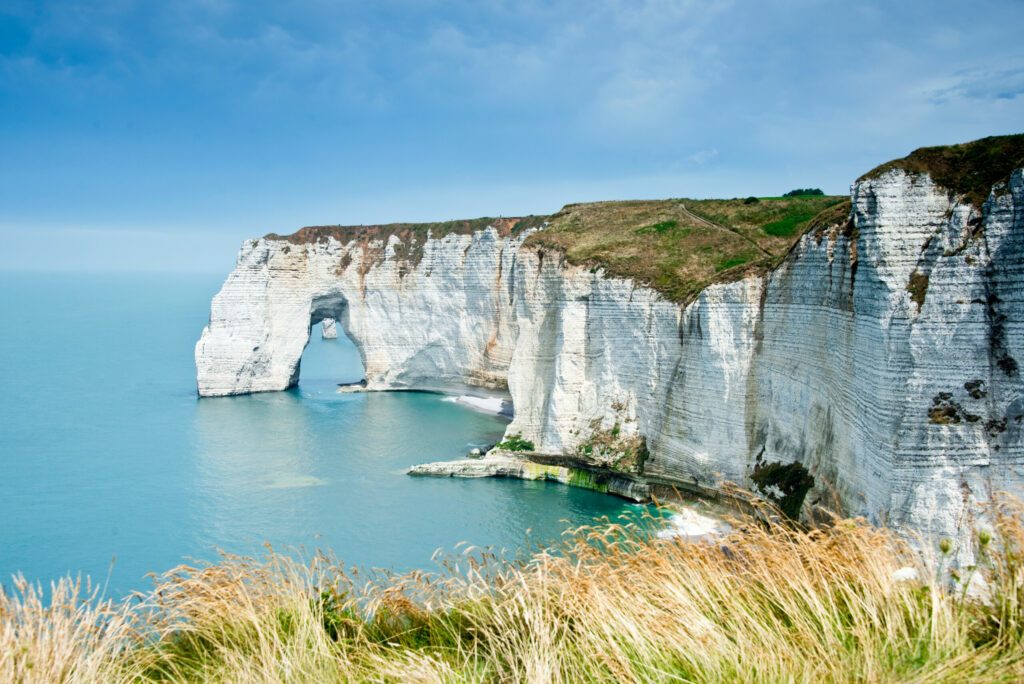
[3,496,1023,683]
[0,575,137,682]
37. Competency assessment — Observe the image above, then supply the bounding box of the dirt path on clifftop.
[679,203,773,258]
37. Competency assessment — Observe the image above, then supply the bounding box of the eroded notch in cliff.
[750,455,815,520]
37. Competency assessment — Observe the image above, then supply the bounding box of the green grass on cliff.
[5,496,1024,682]
[525,195,846,302]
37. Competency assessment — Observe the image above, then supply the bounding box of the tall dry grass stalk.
[2,497,1023,683]
[0,574,136,682]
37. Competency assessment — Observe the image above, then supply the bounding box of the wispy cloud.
[686,148,719,165]
[928,66,1024,102]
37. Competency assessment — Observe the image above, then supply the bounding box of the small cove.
[0,272,641,597]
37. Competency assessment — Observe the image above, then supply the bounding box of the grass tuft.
[495,433,535,452]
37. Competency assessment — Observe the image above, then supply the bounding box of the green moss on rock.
[567,468,609,493]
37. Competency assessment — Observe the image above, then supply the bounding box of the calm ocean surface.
[0,272,637,596]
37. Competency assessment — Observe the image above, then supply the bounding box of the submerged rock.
[337,379,367,393]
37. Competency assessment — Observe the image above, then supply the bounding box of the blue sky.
[2,1,1022,272]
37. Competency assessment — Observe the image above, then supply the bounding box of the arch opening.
[296,293,365,390]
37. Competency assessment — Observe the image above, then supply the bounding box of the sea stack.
[321,318,338,339]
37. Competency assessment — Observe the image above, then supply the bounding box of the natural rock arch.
[289,291,365,389]
[195,228,522,398]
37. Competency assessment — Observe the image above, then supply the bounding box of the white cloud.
[686,148,718,165]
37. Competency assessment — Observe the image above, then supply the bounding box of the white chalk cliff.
[196,158,1024,551]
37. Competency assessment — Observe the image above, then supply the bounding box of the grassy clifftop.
[860,133,1024,208]
[534,134,1022,301]
[526,195,846,302]
[265,196,847,303]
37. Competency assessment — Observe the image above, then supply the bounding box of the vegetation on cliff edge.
[525,194,846,302]
[263,195,846,304]
[860,133,1024,208]
[267,216,548,249]
[3,495,1023,682]
[494,433,535,452]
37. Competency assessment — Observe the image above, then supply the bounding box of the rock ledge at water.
[408,451,652,501]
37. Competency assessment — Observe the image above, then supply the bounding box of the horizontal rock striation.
[650,168,1024,548]
[197,148,1024,552]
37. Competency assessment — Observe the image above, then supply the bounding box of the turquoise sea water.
[0,273,636,596]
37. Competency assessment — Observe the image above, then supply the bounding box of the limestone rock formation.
[321,318,338,339]
[196,137,1024,552]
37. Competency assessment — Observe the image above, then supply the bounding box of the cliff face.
[196,152,1024,548]
[653,169,1024,543]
